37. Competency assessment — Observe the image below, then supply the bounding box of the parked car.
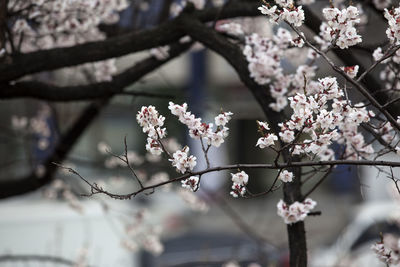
[311,201,400,267]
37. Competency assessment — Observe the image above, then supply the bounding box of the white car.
[311,201,400,267]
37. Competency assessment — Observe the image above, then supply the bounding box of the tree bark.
[284,165,307,267]
[0,0,7,52]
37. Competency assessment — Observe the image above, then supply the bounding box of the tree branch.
[60,159,400,200]
[302,6,400,120]
[0,42,191,199]
[0,1,259,82]
[0,42,192,101]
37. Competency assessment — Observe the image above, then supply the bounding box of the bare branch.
[58,159,400,200]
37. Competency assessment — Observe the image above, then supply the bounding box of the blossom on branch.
[319,6,362,49]
[181,176,200,192]
[168,102,232,148]
[341,65,359,79]
[277,198,316,224]
[169,147,197,174]
[279,170,294,183]
[136,106,167,156]
[256,134,278,148]
[371,234,400,266]
[230,171,249,198]
[259,3,305,27]
[384,5,400,44]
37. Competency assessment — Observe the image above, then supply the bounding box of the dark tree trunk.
[284,165,307,267]
[286,221,307,267]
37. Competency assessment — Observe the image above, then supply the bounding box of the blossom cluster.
[384,5,400,44]
[275,77,374,160]
[136,106,167,156]
[243,28,318,111]
[181,176,200,192]
[258,2,305,27]
[341,65,359,79]
[243,33,283,86]
[256,121,278,148]
[371,234,400,266]
[230,171,249,198]
[277,198,316,224]
[316,6,362,49]
[168,102,233,148]
[279,170,294,183]
[7,0,129,82]
[169,147,197,174]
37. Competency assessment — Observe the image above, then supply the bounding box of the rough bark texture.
[284,165,307,267]
[0,1,6,51]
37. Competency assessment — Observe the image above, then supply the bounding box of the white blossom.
[231,171,249,186]
[256,134,278,148]
[279,170,294,183]
[181,176,200,191]
[277,198,316,224]
[169,147,197,174]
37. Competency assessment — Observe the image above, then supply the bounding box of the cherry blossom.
[231,171,249,185]
[169,147,197,174]
[181,176,200,191]
[256,134,278,148]
[168,102,232,148]
[259,3,305,27]
[279,170,294,183]
[136,105,167,156]
[341,65,359,78]
[318,6,362,49]
[384,5,400,44]
[277,198,316,224]
[371,234,400,266]
[230,171,249,198]
[257,121,270,131]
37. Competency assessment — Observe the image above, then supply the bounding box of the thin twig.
[54,159,400,200]
[123,136,144,189]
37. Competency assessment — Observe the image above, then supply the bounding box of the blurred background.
[1,0,400,266]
